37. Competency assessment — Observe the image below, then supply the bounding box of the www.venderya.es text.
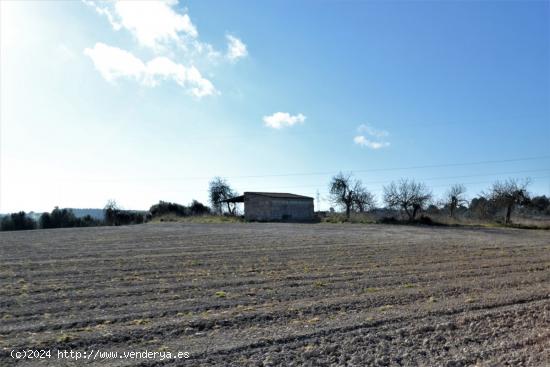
[11,349,190,361]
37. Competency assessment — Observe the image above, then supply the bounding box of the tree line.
[328,173,547,224]
[0,200,208,232]
[0,177,239,231]
[1,175,548,231]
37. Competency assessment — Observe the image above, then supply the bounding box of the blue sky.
[1,0,549,212]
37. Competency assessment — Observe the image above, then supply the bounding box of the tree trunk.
[412,205,419,220]
[450,197,458,218]
[225,202,232,215]
[505,204,512,224]
[403,206,412,221]
[345,192,353,220]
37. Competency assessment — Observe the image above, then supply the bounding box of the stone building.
[222,192,314,221]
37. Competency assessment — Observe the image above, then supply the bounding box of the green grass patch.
[214,291,227,298]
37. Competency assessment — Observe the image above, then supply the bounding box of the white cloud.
[83,0,247,98]
[84,0,247,63]
[84,43,144,82]
[357,124,389,138]
[84,43,216,97]
[354,124,390,149]
[84,0,198,50]
[226,35,247,62]
[263,112,306,129]
[353,136,390,149]
[82,0,122,31]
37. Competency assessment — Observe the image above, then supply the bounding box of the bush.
[528,195,550,213]
[379,217,400,225]
[105,210,145,226]
[103,200,145,226]
[40,208,103,229]
[40,207,77,228]
[417,215,434,225]
[148,200,211,219]
[189,200,210,216]
[468,197,499,219]
[377,215,443,226]
[77,215,103,227]
[149,201,188,217]
[1,212,37,231]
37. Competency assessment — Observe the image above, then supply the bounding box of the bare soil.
[1,223,549,366]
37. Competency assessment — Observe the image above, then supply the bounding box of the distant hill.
[67,208,105,220]
[1,208,145,222]
[0,212,42,220]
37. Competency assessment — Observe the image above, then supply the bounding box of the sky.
[1,0,549,213]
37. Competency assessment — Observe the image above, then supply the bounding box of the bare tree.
[208,177,237,215]
[104,199,120,226]
[329,173,355,219]
[352,180,376,212]
[383,179,432,220]
[445,184,467,218]
[486,178,530,224]
[329,173,375,219]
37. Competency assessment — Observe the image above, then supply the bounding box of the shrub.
[40,208,103,229]
[104,200,145,226]
[379,217,400,224]
[149,201,188,217]
[40,207,78,228]
[1,212,37,231]
[417,215,434,225]
[528,195,550,213]
[107,210,145,226]
[189,200,210,216]
[77,215,102,227]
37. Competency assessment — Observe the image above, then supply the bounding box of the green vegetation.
[40,207,102,229]
[1,212,36,231]
[2,177,549,232]
[104,200,146,226]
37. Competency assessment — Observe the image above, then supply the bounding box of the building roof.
[221,192,313,203]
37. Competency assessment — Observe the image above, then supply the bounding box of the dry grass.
[322,212,550,230]
[150,214,244,224]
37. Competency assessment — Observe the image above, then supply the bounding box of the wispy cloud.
[263,112,306,129]
[226,35,247,62]
[84,43,217,97]
[83,0,246,98]
[353,136,390,149]
[83,0,197,50]
[354,124,390,149]
[357,124,389,138]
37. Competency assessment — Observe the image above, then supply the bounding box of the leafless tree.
[352,181,376,212]
[383,179,432,220]
[208,177,238,215]
[485,178,530,224]
[329,173,355,219]
[329,173,375,219]
[445,184,467,218]
[104,199,120,226]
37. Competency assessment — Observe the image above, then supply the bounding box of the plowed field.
[1,223,549,366]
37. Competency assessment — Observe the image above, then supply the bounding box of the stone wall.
[244,194,313,221]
